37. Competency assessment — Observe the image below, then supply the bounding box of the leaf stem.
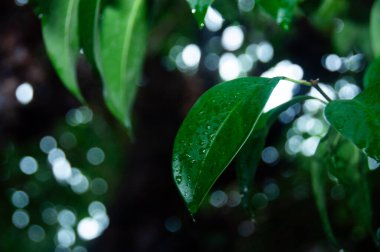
[281,76,333,102]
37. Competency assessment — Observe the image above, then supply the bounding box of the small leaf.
[236,95,315,205]
[39,0,83,102]
[79,0,102,68]
[172,77,282,214]
[364,57,380,89]
[187,0,214,27]
[99,0,147,130]
[370,0,380,57]
[256,0,298,29]
[325,87,380,161]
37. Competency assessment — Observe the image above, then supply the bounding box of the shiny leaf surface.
[173,77,281,214]
[256,0,298,29]
[325,86,380,161]
[187,0,214,27]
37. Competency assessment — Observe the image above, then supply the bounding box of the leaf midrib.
[119,0,143,109]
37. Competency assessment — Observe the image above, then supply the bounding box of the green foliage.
[325,85,380,161]
[37,0,147,132]
[98,0,147,131]
[186,0,214,27]
[39,0,83,102]
[172,77,281,214]
[79,0,101,68]
[310,137,338,246]
[370,0,380,57]
[236,96,314,206]
[256,0,299,29]
[364,57,380,89]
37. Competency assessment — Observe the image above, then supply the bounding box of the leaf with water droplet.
[98,0,147,132]
[38,0,84,102]
[236,96,315,208]
[172,77,282,214]
[325,85,380,161]
[256,0,298,29]
[187,0,214,28]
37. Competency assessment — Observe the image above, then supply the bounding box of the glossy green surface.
[364,57,380,89]
[99,0,147,130]
[325,86,380,161]
[187,0,214,27]
[256,0,298,29]
[40,0,83,102]
[236,95,314,206]
[370,0,380,57]
[79,0,101,68]
[172,77,281,214]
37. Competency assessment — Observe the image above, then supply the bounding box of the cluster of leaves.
[172,0,380,247]
[188,0,300,29]
[32,0,147,131]
[32,0,380,248]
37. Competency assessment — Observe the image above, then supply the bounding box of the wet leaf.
[172,77,282,214]
[325,86,380,161]
[187,0,214,27]
[99,0,147,130]
[236,95,315,206]
[370,0,380,57]
[39,0,83,102]
[364,57,380,89]
[79,0,101,68]
[256,0,298,29]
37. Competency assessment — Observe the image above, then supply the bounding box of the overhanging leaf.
[370,0,380,57]
[172,77,282,214]
[256,0,299,29]
[79,0,102,68]
[39,0,83,102]
[99,0,147,130]
[236,95,315,206]
[325,86,380,161]
[364,57,380,89]
[187,0,214,27]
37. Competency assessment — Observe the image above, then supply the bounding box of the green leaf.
[187,0,214,27]
[364,57,380,89]
[325,87,380,161]
[99,0,147,130]
[79,0,101,68]
[39,0,83,102]
[310,136,338,246]
[236,95,314,205]
[256,0,299,29]
[172,77,282,214]
[329,139,372,234]
[370,0,380,57]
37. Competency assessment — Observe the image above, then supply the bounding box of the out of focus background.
[1,0,380,251]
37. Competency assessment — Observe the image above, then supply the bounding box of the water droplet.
[175,175,182,184]
[191,9,196,14]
